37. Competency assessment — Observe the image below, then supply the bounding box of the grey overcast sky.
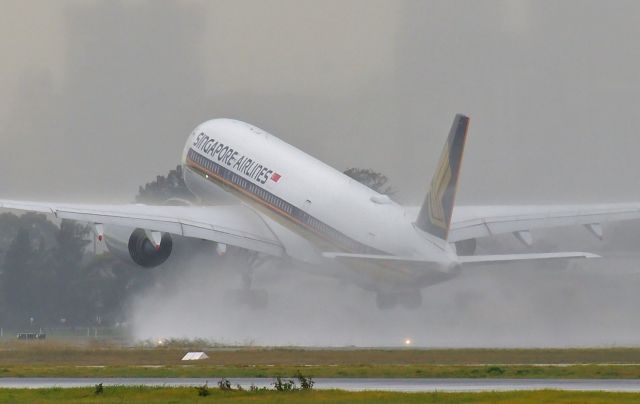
[1,0,640,204]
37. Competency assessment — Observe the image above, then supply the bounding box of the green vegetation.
[0,387,640,403]
[343,168,395,196]
[0,212,154,331]
[3,343,640,378]
[4,363,640,379]
[10,341,640,365]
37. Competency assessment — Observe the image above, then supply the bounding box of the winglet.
[415,114,469,240]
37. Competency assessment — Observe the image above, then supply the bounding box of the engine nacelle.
[127,229,173,268]
[103,225,173,268]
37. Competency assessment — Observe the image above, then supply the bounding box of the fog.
[3,0,640,347]
[3,0,640,204]
[130,227,640,347]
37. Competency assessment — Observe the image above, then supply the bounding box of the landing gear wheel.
[399,291,423,310]
[375,293,398,310]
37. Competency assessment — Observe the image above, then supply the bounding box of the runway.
[3,378,640,392]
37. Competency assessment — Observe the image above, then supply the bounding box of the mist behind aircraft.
[130,229,640,347]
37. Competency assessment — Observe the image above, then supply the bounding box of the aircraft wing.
[0,199,285,257]
[447,203,640,242]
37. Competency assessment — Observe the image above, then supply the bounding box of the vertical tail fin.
[415,114,469,240]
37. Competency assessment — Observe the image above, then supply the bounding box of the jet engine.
[127,229,173,268]
[103,225,173,269]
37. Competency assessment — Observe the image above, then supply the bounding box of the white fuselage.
[180,119,454,274]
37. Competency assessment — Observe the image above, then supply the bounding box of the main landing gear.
[225,250,269,310]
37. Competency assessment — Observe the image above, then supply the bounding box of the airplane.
[2,114,640,310]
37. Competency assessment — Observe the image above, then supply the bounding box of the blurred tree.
[1,227,37,326]
[136,165,196,203]
[0,215,140,327]
[0,220,60,327]
[0,213,59,263]
[343,168,395,196]
[49,220,93,325]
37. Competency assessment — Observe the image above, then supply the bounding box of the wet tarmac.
[3,377,640,392]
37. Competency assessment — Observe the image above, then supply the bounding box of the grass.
[8,341,640,365]
[5,363,640,379]
[5,341,640,378]
[1,387,640,403]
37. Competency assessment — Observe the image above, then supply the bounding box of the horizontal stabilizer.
[458,251,599,266]
[322,252,443,272]
[323,251,598,269]
[322,252,437,263]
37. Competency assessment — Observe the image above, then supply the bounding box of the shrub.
[94,383,103,395]
[196,382,210,396]
[296,371,314,390]
[487,366,505,375]
[273,376,297,392]
[218,378,232,391]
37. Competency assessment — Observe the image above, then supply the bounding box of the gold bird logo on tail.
[415,114,469,240]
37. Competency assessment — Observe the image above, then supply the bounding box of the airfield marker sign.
[181,352,209,361]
